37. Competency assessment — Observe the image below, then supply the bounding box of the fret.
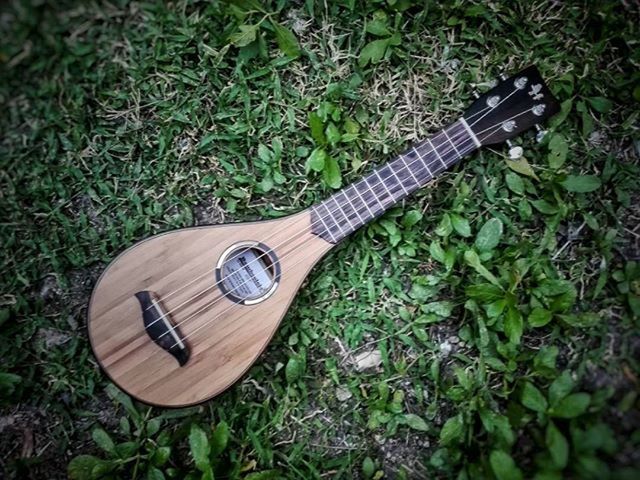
[459,117,481,148]
[400,153,421,188]
[374,168,397,204]
[363,177,386,211]
[316,203,338,243]
[310,119,482,244]
[339,190,365,225]
[426,138,447,169]
[413,145,432,177]
[442,128,460,157]
[350,183,375,218]
[388,162,409,195]
[330,195,356,231]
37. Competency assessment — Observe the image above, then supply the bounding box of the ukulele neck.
[310,118,481,243]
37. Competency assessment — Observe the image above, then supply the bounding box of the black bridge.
[135,291,190,366]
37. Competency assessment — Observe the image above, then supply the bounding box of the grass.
[1,0,639,479]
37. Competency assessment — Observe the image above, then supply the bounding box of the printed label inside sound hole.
[215,242,280,305]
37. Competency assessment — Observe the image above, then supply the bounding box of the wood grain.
[88,210,333,407]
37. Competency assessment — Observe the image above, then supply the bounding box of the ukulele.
[88,65,560,407]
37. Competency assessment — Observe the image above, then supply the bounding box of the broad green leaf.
[189,424,211,472]
[550,393,590,418]
[403,413,429,431]
[229,24,259,47]
[490,450,523,480]
[587,96,613,113]
[362,456,375,479]
[464,250,501,287]
[486,299,507,318]
[271,22,300,58]
[531,199,558,215]
[547,134,568,170]
[68,455,101,480]
[549,371,575,406]
[549,98,573,129]
[560,175,601,193]
[528,307,553,327]
[439,413,464,445]
[322,156,342,189]
[475,218,503,252]
[521,382,548,413]
[152,446,171,467]
[451,214,471,237]
[504,307,523,344]
[358,38,390,67]
[116,441,139,459]
[309,111,326,145]
[429,241,446,263]
[257,143,271,163]
[546,422,569,469]
[285,357,302,383]
[465,283,504,302]
[146,417,161,437]
[505,157,539,180]
[492,414,515,447]
[92,427,115,454]
[105,384,140,424]
[305,148,326,173]
[325,122,341,146]
[211,421,230,457]
[402,210,422,228]
[146,466,166,480]
[435,213,453,237]
[423,301,453,317]
[534,345,559,374]
[535,279,577,312]
[505,172,525,195]
[366,12,391,36]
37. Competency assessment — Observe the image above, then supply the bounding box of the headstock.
[463,65,560,147]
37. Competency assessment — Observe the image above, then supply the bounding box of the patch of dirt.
[38,264,104,329]
[620,189,640,262]
[0,405,67,480]
[66,194,106,234]
[375,433,431,478]
[193,199,225,225]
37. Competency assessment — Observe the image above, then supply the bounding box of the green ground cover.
[1,0,638,478]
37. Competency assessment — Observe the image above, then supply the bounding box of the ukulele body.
[87,210,332,407]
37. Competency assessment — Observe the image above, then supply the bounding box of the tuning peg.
[498,73,508,81]
[534,124,547,143]
[472,90,480,99]
[506,140,523,159]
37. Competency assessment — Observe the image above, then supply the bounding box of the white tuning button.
[509,146,524,159]
[486,95,500,107]
[505,140,523,159]
[502,120,516,132]
[532,104,546,116]
[472,91,480,99]
[535,124,547,143]
[499,73,507,81]
[514,77,528,89]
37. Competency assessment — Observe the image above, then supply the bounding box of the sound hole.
[215,242,280,305]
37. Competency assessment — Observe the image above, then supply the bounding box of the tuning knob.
[499,73,508,81]
[506,140,523,159]
[472,91,480,99]
[534,124,547,143]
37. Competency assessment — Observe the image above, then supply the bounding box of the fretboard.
[310,119,480,243]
